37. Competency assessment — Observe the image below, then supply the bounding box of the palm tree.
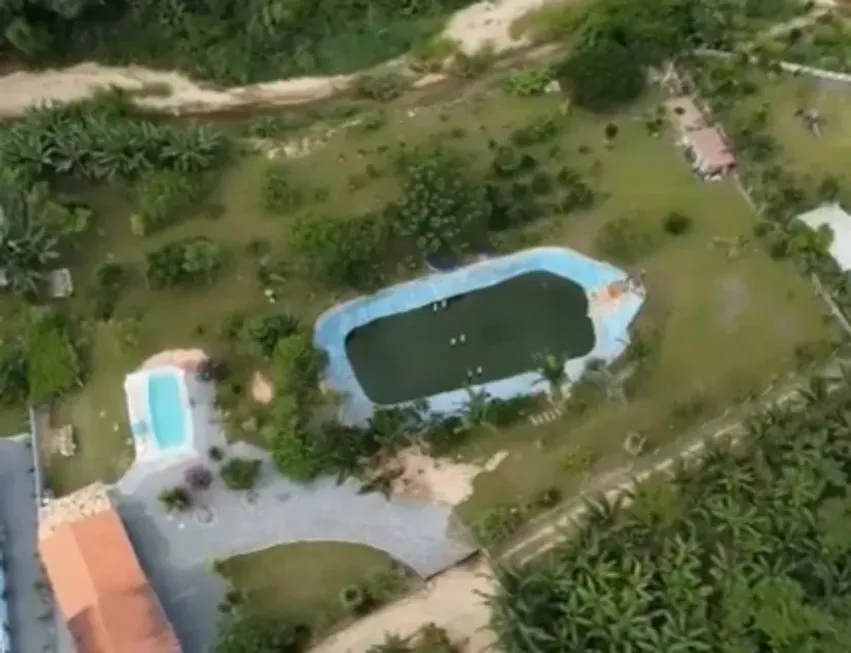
[0,205,60,296]
[463,386,493,428]
[535,350,568,401]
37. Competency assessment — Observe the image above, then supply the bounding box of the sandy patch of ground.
[140,348,208,373]
[388,447,509,506]
[251,371,274,405]
[310,556,497,653]
[444,0,556,53]
[0,0,556,117]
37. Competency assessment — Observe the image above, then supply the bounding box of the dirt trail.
[310,557,496,653]
[0,0,555,118]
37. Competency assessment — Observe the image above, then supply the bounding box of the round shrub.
[662,211,694,236]
[339,584,371,615]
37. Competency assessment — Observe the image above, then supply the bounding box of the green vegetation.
[490,373,851,653]
[218,542,413,634]
[0,0,472,84]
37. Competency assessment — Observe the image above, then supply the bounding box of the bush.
[158,486,192,512]
[355,72,409,102]
[93,261,129,321]
[394,149,490,255]
[510,116,559,147]
[503,68,553,96]
[220,457,262,491]
[263,165,306,213]
[24,309,83,403]
[185,464,213,491]
[289,211,387,289]
[132,169,201,235]
[595,217,657,265]
[208,446,225,462]
[339,584,372,615]
[662,211,693,236]
[558,40,646,112]
[146,237,222,288]
[0,345,29,406]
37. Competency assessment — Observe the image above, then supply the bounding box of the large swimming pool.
[315,246,646,425]
[147,371,188,450]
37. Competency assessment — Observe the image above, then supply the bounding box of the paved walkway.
[114,376,476,653]
[0,437,72,653]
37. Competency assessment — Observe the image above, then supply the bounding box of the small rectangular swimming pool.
[346,272,595,404]
[146,370,188,450]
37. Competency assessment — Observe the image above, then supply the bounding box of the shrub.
[595,217,657,264]
[504,68,553,96]
[24,309,82,403]
[394,149,490,255]
[0,345,29,406]
[158,486,192,512]
[662,211,694,236]
[288,211,388,289]
[558,40,646,112]
[355,72,409,102]
[132,169,201,235]
[93,261,129,321]
[208,445,225,462]
[510,116,559,147]
[339,584,372,615]
[185,464,213,491]
[146,237,222,288]
[220,457,262,491]
[263,165,306,213]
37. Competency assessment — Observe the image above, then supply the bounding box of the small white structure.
[797,203,851,271]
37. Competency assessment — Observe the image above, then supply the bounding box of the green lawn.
[219,542,415,633]
[754,75,851,196]
[43,67,836,526]
[455,102,835,521]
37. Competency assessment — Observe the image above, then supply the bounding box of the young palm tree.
[534,350,568,401]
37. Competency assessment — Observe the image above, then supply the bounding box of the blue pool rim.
[314,246,645,426]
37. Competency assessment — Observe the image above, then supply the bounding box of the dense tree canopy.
[393,149,490,256]
[489,374,851,653]
[0,0,473,83]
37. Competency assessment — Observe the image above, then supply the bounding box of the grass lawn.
[44,66,837,527]
[753,74,851,194]
[454,102,836,522]
[219,542,416,634]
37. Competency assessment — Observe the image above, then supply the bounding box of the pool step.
[529,407,564,426]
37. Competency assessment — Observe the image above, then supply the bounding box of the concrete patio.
[113,374,477,653]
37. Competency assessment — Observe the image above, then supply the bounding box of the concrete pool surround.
[315,246,646,425]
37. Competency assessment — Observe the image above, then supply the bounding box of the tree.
[393,149,490,255]
[557,39,646,112]
[0,345,29,405]
[367,633,412,653]
[185,464,213,491]
[146,237,222,288]
[158,486,192,512]
[214,614,306,653]
[132,169,201,235]
[220,457,262,491]
[488,372,851,653]
[24,308,82,403]
[288,210,387,289]
[535,351,567,401]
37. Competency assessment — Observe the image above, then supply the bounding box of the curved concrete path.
[113,376,475,652]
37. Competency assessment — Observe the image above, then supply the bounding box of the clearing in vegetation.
[345,271,594,404]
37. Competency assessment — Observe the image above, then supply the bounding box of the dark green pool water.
[345,271,595,405]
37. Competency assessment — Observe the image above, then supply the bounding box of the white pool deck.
[124,365,196,463]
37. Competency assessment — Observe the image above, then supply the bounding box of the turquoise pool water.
[147,371,187,450]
